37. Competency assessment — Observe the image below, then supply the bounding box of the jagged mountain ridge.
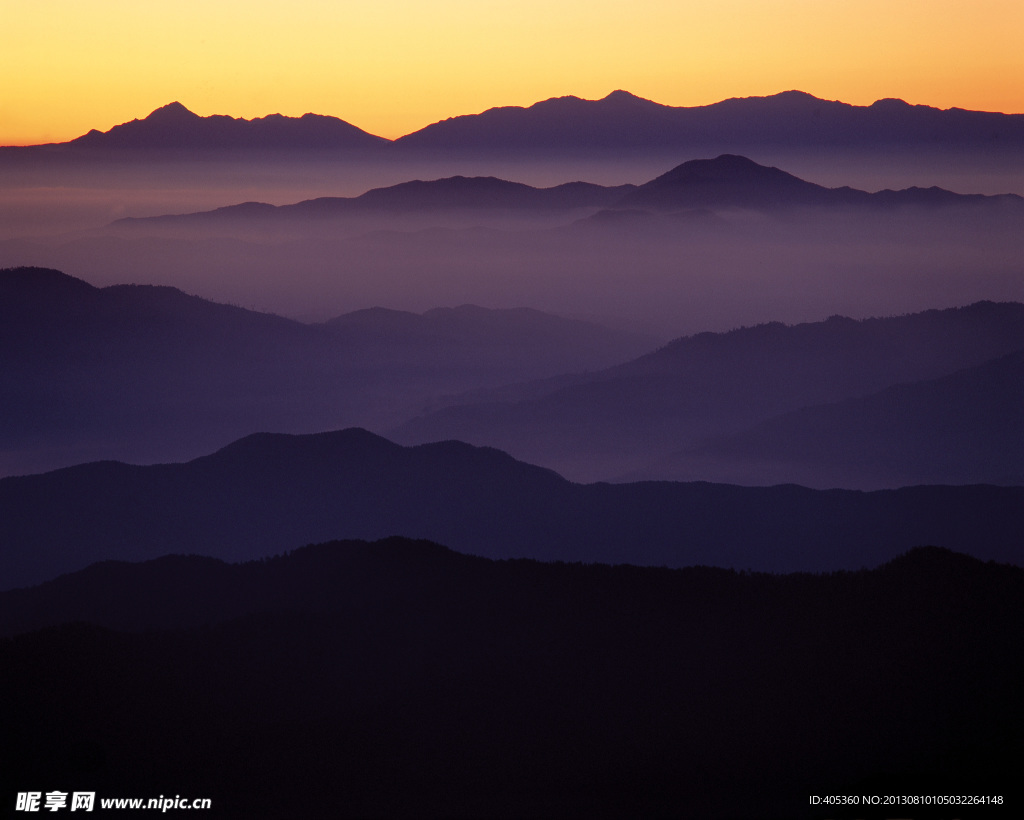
[396,89,1024,154]
[9,90,1024,157]
[67,101,389,152]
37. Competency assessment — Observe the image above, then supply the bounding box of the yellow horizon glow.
[3,0,1022,146]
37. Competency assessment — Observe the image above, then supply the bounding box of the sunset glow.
[3,0,1022,145]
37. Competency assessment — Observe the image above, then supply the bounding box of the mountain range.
[8,90,1024,158]
[66,101,389,152]
[393,301,1024,484]
[394,89,1024,156]
[111,154,1023,231]
[4,87,1022,820]
[1,427,1022,589]
[654,349,1024,487]
[0,266,653,476]
[1,538,1020,817]
[5,265,1023,488]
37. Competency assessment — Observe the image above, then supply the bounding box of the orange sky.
[3,0,1022,145]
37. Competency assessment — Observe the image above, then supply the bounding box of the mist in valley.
[4,142,1024,488]
[3,155,1023,338]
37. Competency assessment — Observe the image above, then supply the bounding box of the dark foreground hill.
[1,539,1020,818]
[1,428,1022,589]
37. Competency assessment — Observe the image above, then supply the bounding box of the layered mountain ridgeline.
[5,153,1020,334]
[1,428,1022,589]
[4,92,1022,249]
[109,154,1024,234]
[650,350,1024,488]
[1,539,1020,818]
[8,91,1024,158]
[0,267,654,476]
[393,301,1024,484]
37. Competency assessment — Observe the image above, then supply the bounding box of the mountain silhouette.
[66,101,389,152]
[393,89,1024,157]
[9,90,1023,161]
[112,155,1022,231]
[394,90,687,154]
[661,348,1024,487]
[613,154,1023,211]
[0,267,652,476]
[617,153,854,209]
[1,427,1022,589]
[347,175,635,211]
[1,538,1020,818]
[392,301,1024,482]
[111,176,639,230]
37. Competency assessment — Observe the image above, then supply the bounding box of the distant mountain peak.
[717,90,831,108]
[615,154,845,211]
[700,153,760,167]
[772,90,823,101]
[870,97,913,109]
[145,101,199,120]
[601,89,650,104]
[210,428,396,460]
[654,154,789,183]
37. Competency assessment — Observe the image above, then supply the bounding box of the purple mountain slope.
[659,349,1024,488]
[391,302,1024,483]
